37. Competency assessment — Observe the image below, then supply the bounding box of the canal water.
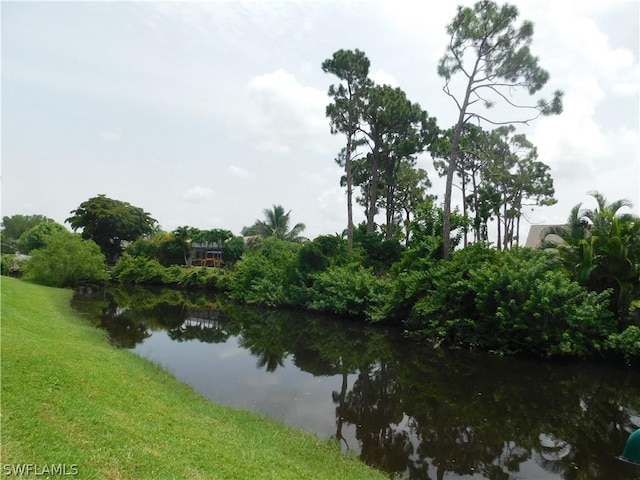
[71,286,640,480]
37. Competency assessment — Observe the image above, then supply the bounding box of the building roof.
[525,225,566,249]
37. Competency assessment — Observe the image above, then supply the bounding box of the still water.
[71,286,640,480]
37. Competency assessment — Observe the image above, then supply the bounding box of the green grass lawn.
[1,277,385,479]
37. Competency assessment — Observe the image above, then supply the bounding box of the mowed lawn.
[1,277,385,479]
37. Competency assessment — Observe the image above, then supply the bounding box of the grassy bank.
[1,277,385,479]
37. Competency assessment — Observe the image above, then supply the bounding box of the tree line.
[323,1,562,255]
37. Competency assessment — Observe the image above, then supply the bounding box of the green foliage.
[407,247,615,357]
[112,254,225,289]
[126,231,184,266]
[606,326,640,363]
[353,224,403,274]
[306,263,390,320]
[23,231,108,287]
[285,235,359,306]
[296,235,354,277]
[544,192,640,321]
[179,266,223,289]
[407,200,467,257]
[242,205,306,242]
[16,221,68,254]
[357,84,438,235]
[0,254,31,277]
[112,255,168,285]
[438,0,563,258]
[385,242,495,325]
[222,236,245,266]
[1,255,10,276]
[323,49,372,246]
[1,214,54,252]
[66,194,156,263]
[228,237,300,306]
[439,1,562,109]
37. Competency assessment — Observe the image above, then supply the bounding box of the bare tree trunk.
[461,175,468,247]
[345,137,354,248]
[366,150,381,234]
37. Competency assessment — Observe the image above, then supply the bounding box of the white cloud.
[183,186,215,203]
[370,69,399,87]
[227,165,254,181]
[246,68,332,155]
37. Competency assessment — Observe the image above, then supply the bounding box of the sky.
[2,0,639,243]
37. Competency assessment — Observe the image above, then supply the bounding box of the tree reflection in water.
[72,286,640,480]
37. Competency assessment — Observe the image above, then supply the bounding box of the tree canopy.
[1,214,54,252]
[437,0,563,258]
[66,194,157,263]
[17,221,69,254]
[323,49,372,247]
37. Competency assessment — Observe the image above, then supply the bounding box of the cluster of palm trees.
[543,192,640,320]
[172,226,233,266]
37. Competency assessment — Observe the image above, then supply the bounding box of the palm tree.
[543,192,640,320]
[242,205,306,242]
[172,226,199,266]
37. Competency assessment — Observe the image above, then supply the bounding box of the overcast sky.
[2,0,638,242]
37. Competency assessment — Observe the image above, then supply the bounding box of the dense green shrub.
[469,251,614,356]
[179,265,225,289]
[606,326,640,363]
[306,263,390,320]
[1,255,11,276]
[112,255,168,285]
[17,221,68,254]
[227,237,299,306]
[353,225,404,274]
[407,247,615,357]
[385,242,496,324]
[222,236,245,266]
[125,232,184,266]
[112,254,225,289]
[23,231,108,287]
[296,235,351,277]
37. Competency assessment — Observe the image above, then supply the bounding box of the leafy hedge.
[306,263,390,320]
[225,236,389,319]
[112,254,226,290]
[228,237,299,306]
[404,247,616,357]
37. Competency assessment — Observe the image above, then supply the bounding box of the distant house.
[525,225,566,249]
[191,242,223,266]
